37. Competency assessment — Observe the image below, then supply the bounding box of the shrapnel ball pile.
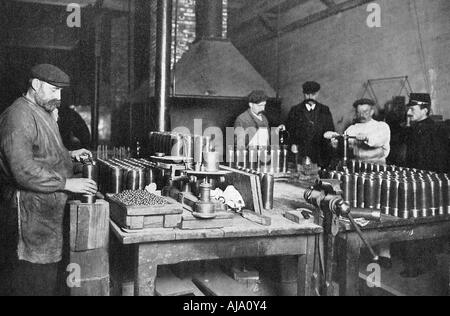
[112,190,169,206]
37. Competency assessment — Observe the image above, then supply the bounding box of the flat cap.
[303,81,321,95]
[408,93,431,106]
[353,98,376,108]
[30,64,70,88]
[248,90,268,104]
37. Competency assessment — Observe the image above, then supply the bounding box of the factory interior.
[0,0,449,297]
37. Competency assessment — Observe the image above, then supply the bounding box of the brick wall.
[230,0,450,132]
[172,0,229,67]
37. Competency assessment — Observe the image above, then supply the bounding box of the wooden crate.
[107,194,183,230]
[106,194,183,216]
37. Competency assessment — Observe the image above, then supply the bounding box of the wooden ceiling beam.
[320,0,336,8]
[266,0,310,14]
[11,0,129,11]
[233,0,374,48]
[229,0,308,33]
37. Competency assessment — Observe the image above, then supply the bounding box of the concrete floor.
[359,254,450,296]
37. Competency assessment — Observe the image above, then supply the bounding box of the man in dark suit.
[400,93,449,278]
[404,93,449,173]
[286,81,335,168]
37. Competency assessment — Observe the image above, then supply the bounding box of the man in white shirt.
[328,99,391,163]
[326,98,393,268]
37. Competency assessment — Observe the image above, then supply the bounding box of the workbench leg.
[297,235,316,296]
[134,245,158,296]
[337,235,362,296]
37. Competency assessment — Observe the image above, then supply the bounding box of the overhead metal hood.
[173,39,276,98]
[173,0,276,98]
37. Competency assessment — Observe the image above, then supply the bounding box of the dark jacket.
[286,100,335,167]
[58,106,91,151]
[234,109,270,148]
[0,97,73,264]
[404,117,449,173]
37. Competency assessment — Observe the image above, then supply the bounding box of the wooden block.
[284,210,304,224]
[70,248,109,280]
[181,279,205,296]
[181,218,233,230]
[76,204,91,251]
[255,175,264,215]
[193,270,257,296]
[178,192,198,210]
[250,175,262,214]
[143,215,164,229]
[121,281,134,297]
[241,210,271,226]
[164,214,183,228]
[70,276,110,297]
[110,202,143,229]
[69,200,109,252]
[182,211,234,221]
[127,216,145,230]
[69,201,80,252]
[155,267,195,296]
[231,267,260,281]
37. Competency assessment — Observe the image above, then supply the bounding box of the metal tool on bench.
[303,179,380,296]
[304,180,381,260]
[324,133,357,168]
[193,182,217,219]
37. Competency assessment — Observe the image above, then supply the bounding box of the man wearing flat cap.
[329,98,391,164]
[0,64,98,295]
[326,98,393,268]
[286,81,335,168]
[234,90,285,148]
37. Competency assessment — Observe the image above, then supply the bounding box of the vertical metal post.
[92,14,103,150]
[155,0,173,132]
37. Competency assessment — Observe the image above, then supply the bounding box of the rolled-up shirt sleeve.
[1,109,66,193]
[365,123,391,149]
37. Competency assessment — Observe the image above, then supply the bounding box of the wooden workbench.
[336,214,450,296]
[110,182,322,296]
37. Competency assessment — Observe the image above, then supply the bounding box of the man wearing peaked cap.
[405,92,448,172]
[401,93,450,278]
[0,64,97,295]
[286,81,335,168]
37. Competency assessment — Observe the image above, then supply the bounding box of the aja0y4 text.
[227,301,267,313]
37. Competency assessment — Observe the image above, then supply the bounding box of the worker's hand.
[278,124,286,131]
[356,133,369,142]
[291,144,298,154]
[330,138,339,149]
[324,131,340,140]
[71,149,93,162]
[64,178,98,195]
